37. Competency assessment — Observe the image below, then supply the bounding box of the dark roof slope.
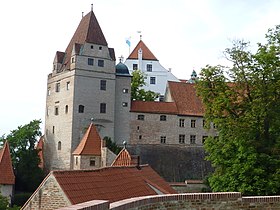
[0,141,15,185]
[53,165,176,204]
[127,40,158,61]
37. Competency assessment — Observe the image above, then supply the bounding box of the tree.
[0,120,44,192]
[196,26,280,195]
[131,70,160,101]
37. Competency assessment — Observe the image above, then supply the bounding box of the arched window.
[58,141,61,150]
[65,105,68,114]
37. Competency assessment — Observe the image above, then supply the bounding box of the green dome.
[116,62,130,76]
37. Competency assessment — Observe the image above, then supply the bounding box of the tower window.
[78,105,84,113]
[191,119,196,128]
[65,105,68,114]
[99,46,102,50]
[88,58,94,66]
[179,119,185,127]
[75,157,78,165]
[90,157,96,166]
[190,135,196,144]
[100,80,106,90]
[160,115,166,121]
[98,60,104,67]
[66,82,70,90]
[71,57,75,63]
[139,135,142,140]
[100,103,106,113]
[55,83,60,92]
[122,102,128,107]
[159,95,164,102]
[54,106,59,115]
[179,134,185,144]
[133,64,138,70]
[58,141,61,150]
[147,64,152,72]
[150,77,156,84]
[123,88,129,93]
[160,136,166,144]
[91,45,94,49]
[47,87,51,96]
[137,115,144,120]
[52,126,55,134]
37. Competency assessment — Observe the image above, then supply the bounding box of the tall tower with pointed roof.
[44,10,124,170]
[125,40,179,100]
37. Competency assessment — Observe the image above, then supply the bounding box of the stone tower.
[44,10,122,171]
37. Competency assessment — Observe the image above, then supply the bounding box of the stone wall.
[0,184,13,204]
[22,175,71,210]
[61,193,280,210]
[127,144,213,182]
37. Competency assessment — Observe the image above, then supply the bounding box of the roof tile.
[131,101,178,114]
[127,40,158,61]
[0,141,15,185]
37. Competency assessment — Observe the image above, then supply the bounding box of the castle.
[43,8,217,172]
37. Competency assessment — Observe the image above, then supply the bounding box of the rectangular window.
[179,134,185,144]
[191,119,196,128]
[139,135,142,140]
[55,83,60,92]
[133,64,138,70]
[78,105,84,113]
[88,58,94,66]
[190,135,196,144]
[160,136,166,144]
[137,115,144,120]
[100,80,106,90]
[160,115,166,121]
[100,103,106,113]
[71,57,75,63]
[147,64,152,72]
[122,102,128,107]
[75,157,78,165]
[90,157,96,166]
[52,126,55,134]
[66,82,70,90]
[54,106,59,115]
[98,60,104,67]
[47,87,51,96]
[159,95,164,102]
[123,88,129,93]
[179,119,185,127]
[150,77,156,84]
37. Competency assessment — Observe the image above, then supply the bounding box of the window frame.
[160,136,166,144]
[179,119,185,127]
[137,114,145,120]
[98,59,104,67]
[100,103,106,113]
[150,76,156,84]
[78,105,85,113]
[88,58,94,66]
[190,135,196,144]
[179,134,185,144]
[133,64,138,70]
[191,119,196,128]
[100,80,106,91]
[160,115,167,121]
[146,64,152,72]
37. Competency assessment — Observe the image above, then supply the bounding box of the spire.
[0,141,15,185]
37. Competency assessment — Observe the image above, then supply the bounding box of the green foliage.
[0,194,20,210]
[103,136,122,154]
[0,120,44,192]
[196,26,280,195]
[13,193,32,207]
[131,70,160,101]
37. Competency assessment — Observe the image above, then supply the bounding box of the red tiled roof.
[53,165,176,204]
[111,148,139,166]
[131,101,178,114]
[36,136,44,169]
[127,40,158,61]
[63,11,108,70]
[0,141,15,185]
[168,81,204,116]
[72,123,101,156]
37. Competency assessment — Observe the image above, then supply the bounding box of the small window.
[179,119,185,127]
[55,83,60,92]
[71,57,75,63]
[147,64,152,72]
[46,107,49,116]
[99,46,102,50]
[191,119,196,128]
[98,60,104,67]
[123,88,129,93]
[90,157,96,166]
[159,95,164,102]
[91,45,94,49]
[202,136,208,144]
[179,134,185,144]
[100,103,106,113]
[75,157,78,165]
[55,106,59,115]
[133,64,138,70]
[65,105,68,114]
[137,115,144,120]
[58,141,61,150]
[139,135,142,140]
[137,126,140,131]
[52,126,55,134]
[160,136,166,144]
[190,135,196,144]
[122,102,128,107]
[100,80,106,90]
[66,82,70,90]
[47,87,51,96]
[78,105,84,113]
[88,58,94,66]
[160,115,166,121]
[150,77,156,84]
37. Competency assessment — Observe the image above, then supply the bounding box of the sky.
[1,0,280,136]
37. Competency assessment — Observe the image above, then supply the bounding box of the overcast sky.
[1,0,280,136]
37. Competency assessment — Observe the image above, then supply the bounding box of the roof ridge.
[127,40,158,61]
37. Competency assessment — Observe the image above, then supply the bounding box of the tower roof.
[64,11,108,69]
[0,141,15,185]
[111,148,139,166]
[127,40,158,61]
[116,61,130,76]
[72,123,102,156]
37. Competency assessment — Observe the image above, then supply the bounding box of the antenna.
[91,3,93,11]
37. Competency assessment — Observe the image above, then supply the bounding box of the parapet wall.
[58,192,280,210]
